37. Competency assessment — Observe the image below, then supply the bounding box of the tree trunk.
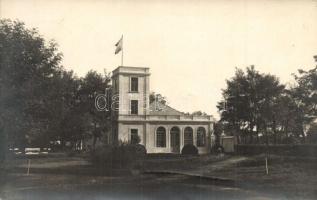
[92,122,98,150]
[300,124,306,144]
[234,122,241,144]
[264,123,269,145]
[273,120,277,144]
[249,132,253,144]
[256,123,260,144]
[60,138,66,151]
[249,123,254,144]
[284,121,289,143]
[0,127,6,163]
[92,135,97,150]
[236,134,241,144]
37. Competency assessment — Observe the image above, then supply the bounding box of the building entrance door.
[170,127,180,153]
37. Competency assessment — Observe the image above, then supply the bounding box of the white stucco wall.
[117,121,213,154]
[112,67,214,155]
[113,67,150,116]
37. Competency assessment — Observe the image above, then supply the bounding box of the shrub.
[66,151,77,157]
[131,134,141,145]
[307,133,317,144]
[90,145,113,166]
[126,144,147,157]
[181,144,198,155]
[90,144,146,169]
[282,136,301,144]
[211,145,224,154]
[235,144,317,157]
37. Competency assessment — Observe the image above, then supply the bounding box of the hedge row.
[91,144,147,169]
[235,144,317,157]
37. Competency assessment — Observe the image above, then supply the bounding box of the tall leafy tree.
[269,93,299,143]
[291,56,317,141]
[78,70,111,149]
[0,19,62,155]
[0,19,115,158]
[45,69,86,149]
[306,122,317,143]
[217,66,285,144]
[149,92,167,105]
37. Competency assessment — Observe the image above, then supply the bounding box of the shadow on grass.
[7,164,134,177]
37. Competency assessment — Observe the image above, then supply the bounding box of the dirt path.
[144,156,248,180]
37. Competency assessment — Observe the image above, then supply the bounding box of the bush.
[128,144,147,157]
[91,144,146,169]
[211,145,224,154]
[90,145,112,166]
[181,144,198,155]
[307,133,317,144]
[281,136,301,144]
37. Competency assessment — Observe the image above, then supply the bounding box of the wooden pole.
[27,159,31,175]
[265,126,269,175]
[121,35,123,66]
[265,156,269,175]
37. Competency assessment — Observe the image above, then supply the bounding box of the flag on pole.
[115,36,123,54]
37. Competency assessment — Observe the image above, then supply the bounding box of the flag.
[115,36,123,54]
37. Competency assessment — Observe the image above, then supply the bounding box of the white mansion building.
[110,66,215,154]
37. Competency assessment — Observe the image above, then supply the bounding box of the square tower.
[111,66,150,116]
[110,66,150,145]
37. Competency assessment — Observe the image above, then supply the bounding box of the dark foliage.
[211,145,224,154]
[181,144,198,155]
[307,133,317,144]
[236,144,317,157]
[91,144,146,169]
[0,19,63,151]
[0,19,112,156]
[149,92,167,105]
[217,61,317,145]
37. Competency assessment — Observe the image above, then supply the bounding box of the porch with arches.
[148,124,212,154]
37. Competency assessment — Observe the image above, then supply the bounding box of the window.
[184,127,193,145]
[130,129,139,144]
[156,127,166,147]
[131,77,138,92]
[197,127,206,147]
[131,100,138,115]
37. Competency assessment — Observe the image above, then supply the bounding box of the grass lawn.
[142,153,317,199]
[143,153,230,171]
[1,153,316,199]
[208,154,317,199]
[1,153,279,200]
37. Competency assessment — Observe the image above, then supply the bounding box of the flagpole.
[121,35,123,66]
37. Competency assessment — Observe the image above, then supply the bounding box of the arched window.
[197,127,206,147]
[184,127,193,145]
[156,127,166,147]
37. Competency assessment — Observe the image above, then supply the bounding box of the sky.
[1,0,317,118]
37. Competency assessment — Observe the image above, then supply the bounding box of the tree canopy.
[0,19,112,158]
[0,19,63,150]
[217,61,317,144]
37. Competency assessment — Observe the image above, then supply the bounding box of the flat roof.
[112,66,150,77]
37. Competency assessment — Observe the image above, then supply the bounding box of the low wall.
[235,144,317,157]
